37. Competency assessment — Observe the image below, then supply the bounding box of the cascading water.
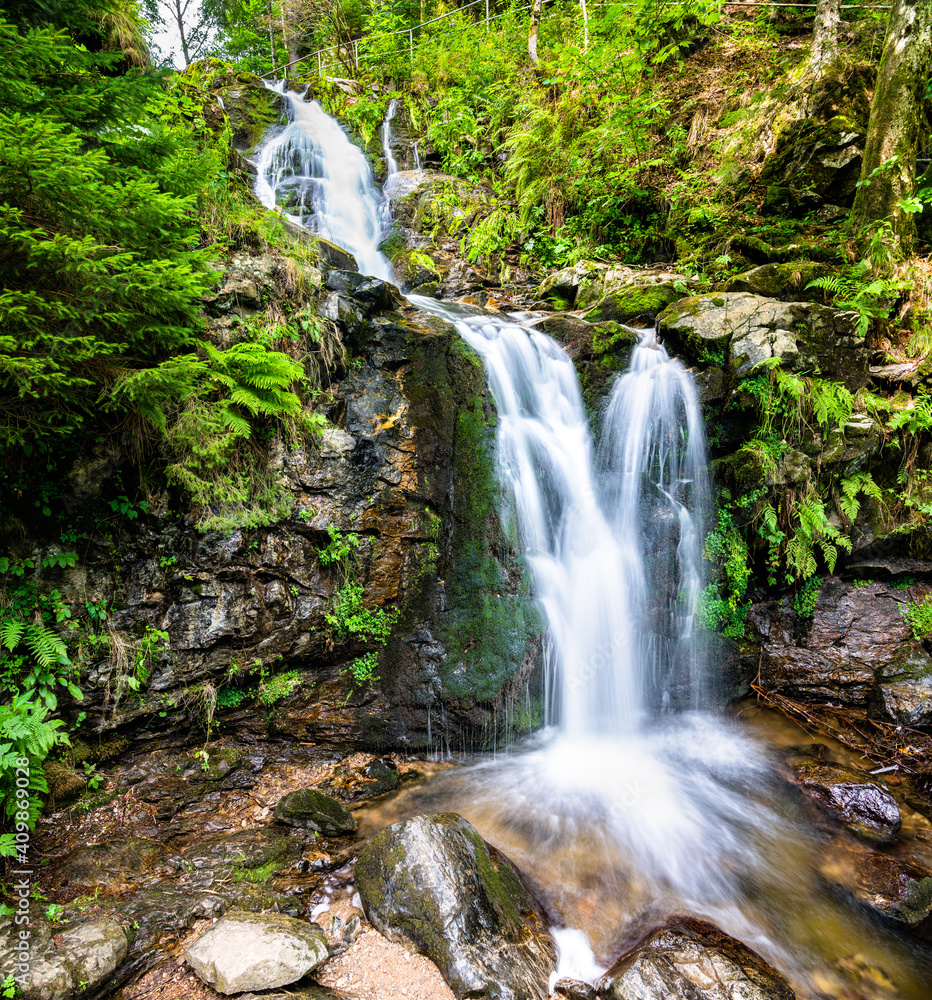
[256,94,932,999]
[254,83,393,282]
[381,97,400,176]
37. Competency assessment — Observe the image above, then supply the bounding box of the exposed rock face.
[723,262,829,301]
[41,250,539,751]
[274,788,358,834]
[0,915,129,1000]
[355,813,557,1000]
[185,911,329,994]
[784,751,901,843]
[597,917,795,1000]
[747,579,915,705]
[872,648,932,727]
[534,262,694,312]
[657,292,865,382]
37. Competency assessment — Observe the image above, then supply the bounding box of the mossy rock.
[273,788,357,835]
[355,813,556,1000]
[723,261,829,301]
[583,283,682,323]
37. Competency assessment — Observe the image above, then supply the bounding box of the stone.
[317,237,358,271]
[848,852,932,928]
[872,648,932,727]
[747,579,913,705]
[597,917,794,1000]
[0,915,129,1000]
[274,787,358,835]
[185,910,329,994]
[553,978,598,1000]
[657,292,865,381]
[355,812,557,1000]
[786,755,901,843]
[325,269,401,314]
[581,282,683,324]
[723,262,829,301]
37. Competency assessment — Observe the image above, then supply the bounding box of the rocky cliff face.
[32,245,539,753]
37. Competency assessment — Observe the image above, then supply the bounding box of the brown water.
[354,711,932,1000]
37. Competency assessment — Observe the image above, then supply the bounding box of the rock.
[534,261,605,307]
[317,237,359,271]
[0,915,129,1000]
[785,754,901,843]
[848,852,932,928]
[657,292,865,381]
[581,282,683,323]
[747,579,913,705]
[552,978,598,1000]
[760,116,865,209]
[355,813,557,1000]
[872,648,932,727]
[597,917,794,1000]
[274,788,358,835]
[325,270,401,314]
[723,262,829,301]
[185,910,329,994]
[313,898,366,953]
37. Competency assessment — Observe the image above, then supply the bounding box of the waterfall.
[410,302,708,735]
[254,83,393,282]
[381,98,400,176]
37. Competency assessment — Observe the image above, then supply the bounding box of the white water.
[381,97,400,176]
[258,94,932,999]
[254,83,393,281]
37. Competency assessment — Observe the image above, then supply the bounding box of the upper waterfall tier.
[254,85,393,282]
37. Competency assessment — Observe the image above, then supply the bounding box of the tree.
[142,0,217,65]
[528,0,541,64]
[850,0,932,254]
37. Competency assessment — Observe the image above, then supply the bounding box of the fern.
[839,472,883,522]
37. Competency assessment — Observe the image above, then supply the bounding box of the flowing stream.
[255,88,932,999]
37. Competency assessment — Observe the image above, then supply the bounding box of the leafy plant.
[902,595,932,641]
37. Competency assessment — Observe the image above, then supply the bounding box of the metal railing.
[260,0,891,81]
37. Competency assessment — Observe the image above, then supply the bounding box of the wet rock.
[553,978,598,1000]
[847,852,932,928]
[355,812,557,1000]
[786,756,901,843]
[325,269,401,314]
[597,917,794,1000]
[321,757,400,800]
[0,915,129,1000]
[657,292,865,382]
[56,837,170,896]
[185,910,328,994]
[317,237,358,271]
[747,579,912,705]
[313,898,366,953]
[872,648,932,727]
[274,788,358,835]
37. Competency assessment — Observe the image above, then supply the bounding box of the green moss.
[585,285,681,323]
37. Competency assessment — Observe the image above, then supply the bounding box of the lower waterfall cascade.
[252,86,932,1000]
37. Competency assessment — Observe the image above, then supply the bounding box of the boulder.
[317,237,359,272]
[185,910,329,994]
[785,752,901,843]
[657,292,865,381]
[723,262,829,301]
[325,270,401,314]
[597,917,794,1000]
[581,282,683,324]
[747,579,913,705]
[274,788,358,835]
[355,812,557,1000]
[872,648,932,727]
[0,915,129,1000]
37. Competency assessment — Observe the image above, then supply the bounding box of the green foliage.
[902,594,932,642]
[0,693,70,857]
[839,472,883,522]
[793,576,821,620]
[257,667,306,706]
[343,651,379,687]
[807,258,911,337]
[112,341,316,531]
[326,582,399,645]
[317,525,360,570]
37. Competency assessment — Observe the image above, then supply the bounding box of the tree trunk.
[807,0,839,74]
[851,0,932,253]
[528,0,542,64]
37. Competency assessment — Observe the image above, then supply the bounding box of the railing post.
[317,50,321,75]
[353,38,358,68]
[409,28,414,61]
[485,0,489,29]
